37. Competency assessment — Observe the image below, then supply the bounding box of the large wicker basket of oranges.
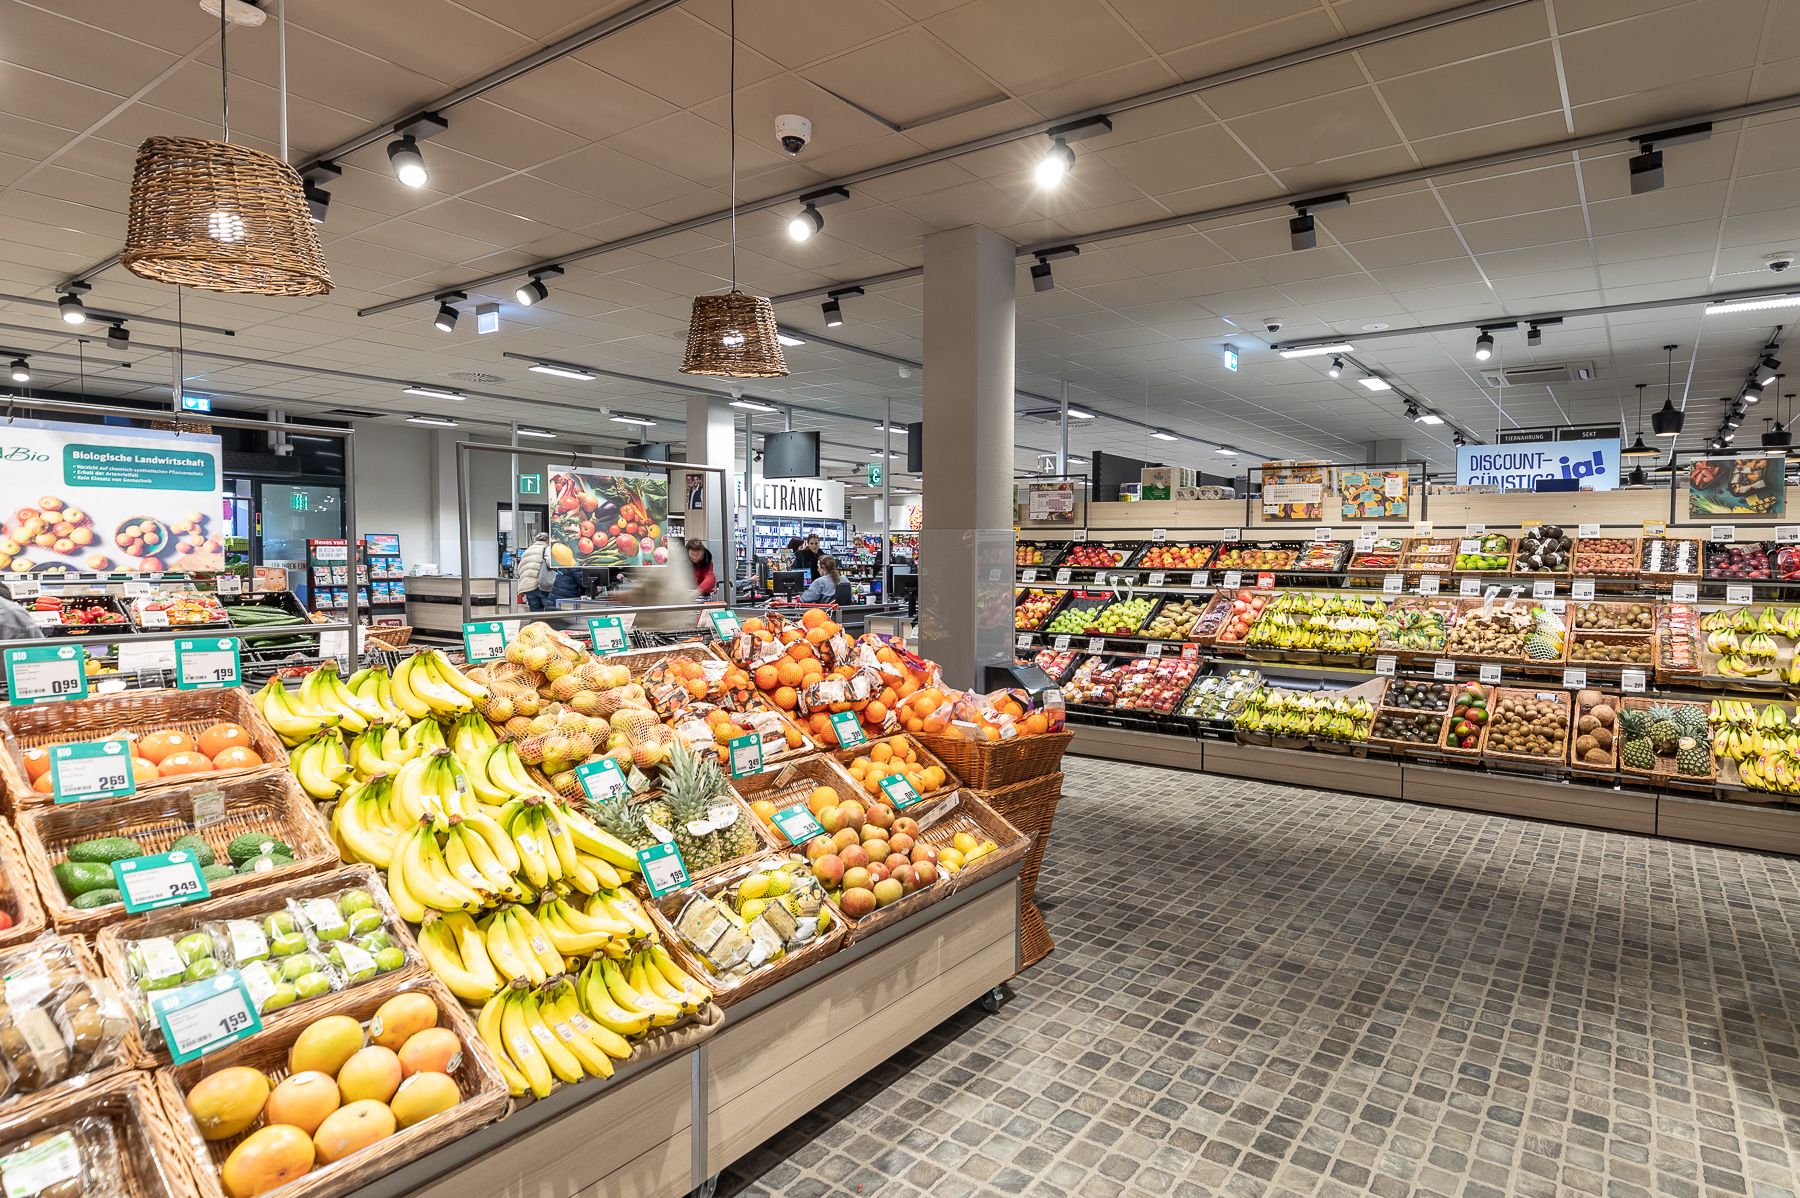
[832,733,957,804]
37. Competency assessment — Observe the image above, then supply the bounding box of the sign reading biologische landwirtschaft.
[1455,439,1619,492]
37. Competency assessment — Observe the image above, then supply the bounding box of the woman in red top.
[686,540,717,598]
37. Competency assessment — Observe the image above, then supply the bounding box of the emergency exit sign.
[518,474,542,495]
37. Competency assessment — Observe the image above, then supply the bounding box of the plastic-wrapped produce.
[0,1118,125,1198]
[0,934,131,1102]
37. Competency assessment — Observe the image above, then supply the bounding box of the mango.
[391,1072,460,1128]
[264,1070,340,1136]
[222,1125,314,1198]
[289,1015,365,1078]
[369,991,438,1051]
[397,1027,461,1078]
[186,1066,270,1141]
[337,1045,402,1104]
[313,1099,395,1164]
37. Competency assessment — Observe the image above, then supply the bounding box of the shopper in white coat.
[516,533,553,612]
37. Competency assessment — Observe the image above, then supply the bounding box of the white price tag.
[1460,577,1482,597]
[1464,523,1485,536]
[1375,655,1396,677]
[1572,579,1595,601]
[215,574,242,595]
[1578,523,1601,539]
[1532,579,1555,600]
[1419,575,1441,596]
[1354,534,1375,552]
[29,609,59,629]
[1150,528,1167,542]
[1145,642,1162,658]
[1457,539,1481,554]
[1220,528,1240,542]
[1021,568,1038,583]
[1147,571,1165,587]
[1191,571,1209,588]
[1086,636,1105,652]
[1479,663,1502,684]
[1727,583,1753,606]
[1382,574,1403,595]
[122,578,153,597]
[1054,568,1071,584]
[8,578,39,599]
[1711,525,1736,543]
[1015,633,1031,650]
[1779,526,1800,545]
[1414,522,1433,537]
[111,640,173,675]
[1433,659,1456,680]
[1222,571,1242,589]
[1673,582,1698,603]
[190,789,226,828]
[1312,527,1333,543]
[1071,529,1088,542]
[139,608,170,628]
[1562,667,1587,689]
[1053,634,1070,651]
[1621,668,1647,694]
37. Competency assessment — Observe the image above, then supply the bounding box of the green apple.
[293,971,332,1000]
[263,911,298,939]
[347,907,383,937]
[261,983,299,1013]
[280,952,321,982]
[175,932,216,965]
[337,888,375,916]
[356,931,392,954]
[269,930,309,958]
[373,947,406,973]
[184,957,222,982]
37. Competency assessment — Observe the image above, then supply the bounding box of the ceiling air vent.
[447,371,504,384]
[1480,362,1597,387]
[318,407,386,419]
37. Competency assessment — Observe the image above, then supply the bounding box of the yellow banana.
[485,743,543,796]
[389,654,434,720]
[477,989,530,1097]
[632,948,692,1010]
[602,957,678,1026]
[648,943,711,1008]
[533,896,615,956]
[400,821,483,913]
[543,980,618,1074]
[510,904,568,977]
[561,806,641,872]
[499,983,554,1098]
[480,909,535,984]
[541,802,582,879]
[593,889,653,938]
[574,852,623,891]
[551,890,631,937]
[453,818,525,901]
[462,745,513,805]
[258,677,342,745]
[331,780,400,867]
[522,985,585,1085]
[426,649,491,705]
[512,805,553,889]
[577,959,652,1038]
[418,913,502,1002]
[441,821,503,903]
[460,808,521,874]
[383,848,427,924]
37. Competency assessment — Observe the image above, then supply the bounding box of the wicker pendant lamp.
[680,0,786,378]
[122,1,330,296]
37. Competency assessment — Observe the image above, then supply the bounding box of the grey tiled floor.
[718,757,1800,1198]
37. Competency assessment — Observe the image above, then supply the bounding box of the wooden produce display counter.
[404,575,515,635]
[345,864,1023,1198]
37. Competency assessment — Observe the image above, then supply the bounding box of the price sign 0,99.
[727,733,763,778]
[4,645,85,706]
[587,616,627,654]
[829,710,867,748]
[114,849,211,913]
[770,803,823,846]
[50,738,135,803]
[576,758,629,802]
[878,773,923,809]
[462,620,508,663]
[152,971,261,1064]
[175,638,241,690]
[636,842,690,898]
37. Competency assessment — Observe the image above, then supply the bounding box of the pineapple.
[660,738,724,874]
[716,804,758,862]
[592,795,657,852]
[1674,737,1709,777]
[1621,737,1655,770]
[1618,708,1652,738]
[1649,717,1680,754]
[1674,704,1709,739]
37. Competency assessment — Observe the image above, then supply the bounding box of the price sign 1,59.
[152,971,262,1063]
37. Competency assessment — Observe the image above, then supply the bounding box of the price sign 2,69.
[50,738,135,803]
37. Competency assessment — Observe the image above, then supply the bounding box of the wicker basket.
[1569,690,1621,777]
[1617,696,1717,786]
[153,974,509,1198]
[829,732,960,804]
[614,639,723,682]
[680,291,788,379]
[0,1070,193,1198]
[17,770,336,935]
[0,821,46,950]
[363,625,413,651]
[0,687,286,813]
[1565,631,1655,670]
[916,729,1071,790]
[0,934,147,1105]
[914,790,1029,894]
[644,852,847,1007]
[727,754,866,847]
[1478,687,1572,772]
[97,864,423,1067]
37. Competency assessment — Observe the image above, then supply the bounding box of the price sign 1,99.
[175,638,242,690]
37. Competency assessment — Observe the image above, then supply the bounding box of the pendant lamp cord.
[728,0,738,293]
[219,0,230,142]
[277,0,288,162]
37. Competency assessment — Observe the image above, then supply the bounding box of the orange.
[138,730,196,764]
[886,735,908,756]
[921,765,945,790]
[905,717,924,733]
[132,757,160,783]
[786,641,811,661]
[31,772,53,794]
[157,751,216,777]
[20,747,49,782]
[806,626,830,645]
[783,727,802,749]
[802,608,827,629]
[754,665,778,690]
[685,678,708,699]
[869,743,892,765]
[775,659,803,688]
[197,722,251,759]
[1024,712,1048,736]
[847,759,866,778]
[772,686,797,711]
[212,746,264,771]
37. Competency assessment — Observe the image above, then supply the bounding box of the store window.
[260,483,343,564]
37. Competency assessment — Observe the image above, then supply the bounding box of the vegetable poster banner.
[1687,454,1784,518]
[0,419,224,575]
[548,468,670,568]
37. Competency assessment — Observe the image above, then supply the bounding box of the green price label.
[576,758,629,802]
[636,842,690,898]
[727,732,763,778]
[708,610,742,640]
[829,710,867,748]
[51,738,136,803]
[150,971,261,1064]
[771,803,824,845]
[462,620,508,662]
[113,848,212,913]
[4,644,86,706]
[175,637,241,690]
[587,616,627,654]
[878,773,923,810]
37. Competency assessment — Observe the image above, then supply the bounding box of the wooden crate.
[0,1071,193,1198]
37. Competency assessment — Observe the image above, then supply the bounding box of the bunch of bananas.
[291,732,352,801]
[1236,689,1375,741]
[391,650,489,720]
[417,888,647,1002]
[1708,699,1797,764]
[1734,752,1800,793]
[475,943,709,1098]
[254,675,343,746]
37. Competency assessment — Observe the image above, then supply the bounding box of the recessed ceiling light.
[1705,294,1800,315]
[1361,323,1389,331]
[1149,430,1178,441]
[1415,412,1443,425]
[1278,343,1354,359]
[516,427,558,439]
[776,333,806,347]
[529,363,595,381]
[1067,407,1096,420]
[1066,455,1087,465]
[402,384,465,401]
[1359,377,1392,391]
[1213,445,1237,455]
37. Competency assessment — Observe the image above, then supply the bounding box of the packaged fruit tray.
[1060,655,1125,706]
[154,973,509,1198]
[1616,697,1715,786]
[1013,588,1066,632]
[1127,542,1215,571]
[1211,542,1301,572]
[1570,600,1655,632]
[1111,655,1202,714]
[0,1069,192,1198]
[1571,537,1639,575]
[1570,689,1620,776]
[1207,588,1273,647]
[647,852,848,1006]
[1509,526,1572,574]
[0,932,142,1105]
[1186,590,1242,646]
[1029,648,1079,682]
[1438,680,1493,758]
[1345,534,1407,573]
[1177,668,1262,723]
[1705,540,1772,580]
[25,594,131,637]
[1452,532,1514,573]
[1659,603,1702,676]
[1639,536,1701,578]
[1293,541,1348,572]
[1056,542,1135,571]
[1776,544,1800,582]
[0,688,286,812]
[131,591,230,628]
[96,865,421,1067]
[1565,631,1654,669]
[1479,687,1572,772]
[17,771,336,935]
[1376,598,1455,658]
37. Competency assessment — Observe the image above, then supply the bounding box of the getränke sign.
[749,477,844,518]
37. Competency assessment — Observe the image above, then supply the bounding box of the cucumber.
[65,836,143,865]
[226,834,291,865]
[169,834,215,867]
[71,888,122,910]
[52,860,117,897]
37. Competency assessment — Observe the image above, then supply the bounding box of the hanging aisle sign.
[748,478,846,518]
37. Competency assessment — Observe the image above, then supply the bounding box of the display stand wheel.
[979,984,1008,1013]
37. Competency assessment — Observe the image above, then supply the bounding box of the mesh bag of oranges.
[840,734,951,800]
[669,701,810,765]
[941,687,1064,741]
[642,652,754,718]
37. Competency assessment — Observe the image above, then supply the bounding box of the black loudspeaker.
[906,421,923,473]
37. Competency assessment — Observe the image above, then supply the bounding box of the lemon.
[737,874,771,902]
[764,872,793,897]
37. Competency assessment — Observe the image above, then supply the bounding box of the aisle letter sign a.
[462,620,508,663]
[4,644,86,706]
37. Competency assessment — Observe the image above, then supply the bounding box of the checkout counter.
[406,576,516,636]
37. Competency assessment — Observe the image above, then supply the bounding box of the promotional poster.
[1687,454,1784,518]
[548,468,670,568]
[1455,439,1620,492]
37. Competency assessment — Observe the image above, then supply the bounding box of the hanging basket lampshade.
[681,290,787,378]
[122,136,331,296]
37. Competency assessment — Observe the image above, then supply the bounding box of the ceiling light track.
[352,0,1537,317]
[0,290,235,338]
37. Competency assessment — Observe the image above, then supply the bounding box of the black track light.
[821,298,842,327]
[1034,138,1074,188]
[388,135,427,188]
[1288,212,1316,252]
[788,204,823,242]
[1629,147,1664,194]
[57,285,88,325]
[432,291,465,334]
[515,267,561,307]
[1474,331,1494,361]
[7,358,27,384]
[106,323,128,349]
[303,180,331,224]
[1744,382,1764,405]
[1628,122,1711,196]
[1526,323,1542,348]
[1452,430,1467,447]
[1760,354,1781,385]
[1328,355,1342,379]
[1030,258,1054,293]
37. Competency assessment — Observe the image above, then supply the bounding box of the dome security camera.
[1263,318,1283,334]
[775,114,812,156]
[1766,251,1796,273]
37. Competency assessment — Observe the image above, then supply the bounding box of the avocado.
[202,864,236,883]
[169,834,215,868]
[52,860,117,897]
[237,853,293,876]
[65,836,143,865]
[227,834,291,865]
[71,887,122,910]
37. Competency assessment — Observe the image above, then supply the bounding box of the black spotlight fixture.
[1628,122,1712,195]
[1287,193,1347,252]
[1328,355,1342,378]
[787,187,848,243]
[821,285,864,328]
[1474,330,1494,361]
[56,282,89,325]
[1526,323,1542,348]
[1744,381,1764,405]
[105,322,128,349]
[386,112,448,189]
[1452,430,1467,447]
[433,290,466,334]
[515,266,563,307]
[8,358,27,384]
[1029,245,1080,294]
[1759,354,1781,385]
